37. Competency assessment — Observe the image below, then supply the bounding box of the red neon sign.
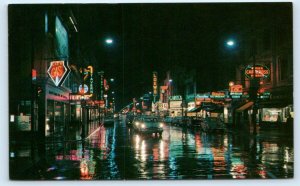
[47,61,70,86]
[245,65,270,78]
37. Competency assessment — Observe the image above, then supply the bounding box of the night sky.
[68,3,291,108]
[9,3,292,109]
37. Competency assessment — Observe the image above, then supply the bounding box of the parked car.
[164,116,173,124]
[133,116,164,136]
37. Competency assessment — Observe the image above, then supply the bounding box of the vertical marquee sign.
[153,71,158,96]
[153,71,158,103]
[99,71,104,100]
[47,61,70,86]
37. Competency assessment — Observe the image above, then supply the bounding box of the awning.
[236,101,254,112]
[188,107,202,113]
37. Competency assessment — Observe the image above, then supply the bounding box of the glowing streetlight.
[105,38,113,45]
[226,40,235,47]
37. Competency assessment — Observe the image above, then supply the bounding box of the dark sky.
[68,3,291,108]
[9,3,291,109]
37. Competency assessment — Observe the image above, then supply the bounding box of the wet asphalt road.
[9,115,293,180]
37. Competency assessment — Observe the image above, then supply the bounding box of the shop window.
[262,108,282,122]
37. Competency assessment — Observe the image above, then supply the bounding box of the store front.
[45,84,70,141]
[259,104,293,128]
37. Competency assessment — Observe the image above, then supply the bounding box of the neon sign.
[245,65,270,79]
[47,61,70,86]
[79,84,89,94]
[153,72,158,96]
[211,92,225,99]
[230,85,243,95]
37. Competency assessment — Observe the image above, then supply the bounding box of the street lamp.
[226,40,235,47]
[225,38,258,134]
[105,38,113,45]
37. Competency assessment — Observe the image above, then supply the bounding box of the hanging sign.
[79,84,89,94]
[230,84,243,95]
[153,71,158,96]
[245,65,270,79]
[47,61,70,86]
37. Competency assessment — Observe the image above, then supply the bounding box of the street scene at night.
[8,2,293,181]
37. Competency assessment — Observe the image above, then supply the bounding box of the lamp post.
[226,38,259,134]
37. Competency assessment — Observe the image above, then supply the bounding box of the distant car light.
[135,122,139,126]
[141,124,145,128]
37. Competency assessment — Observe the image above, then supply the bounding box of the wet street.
[10,115,293,180]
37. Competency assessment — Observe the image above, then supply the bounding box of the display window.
[262,108,282,122]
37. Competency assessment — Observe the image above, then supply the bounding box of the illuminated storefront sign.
[99,71,104,100]
[79,84,89,94]
[104,79,109,91]
[153,71,158,96]
[195,93,211,105]
[87,66,93,94]
[47,60,70,86]
[245,65,270,79]
[32,69,37,81]
[210,92,225,99]
[196,93,210,98]
[70,94,90,101]
[259,92,271,99]
[230,85,243,95]
[169,95,182,101]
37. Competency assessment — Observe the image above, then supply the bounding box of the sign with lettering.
[153,72,158,96]
[169,95,182,101]
[211,91,225,99]
[47,61,70,86]
[196,93,210,98]
[230,85,243,95]
[245,65,270,79]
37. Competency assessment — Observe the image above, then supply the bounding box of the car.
[132,116,164,136]
[164,116,173,124]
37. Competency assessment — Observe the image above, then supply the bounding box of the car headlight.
[135,122,139,126]
[141,124,145,128]
[160,123,164,128]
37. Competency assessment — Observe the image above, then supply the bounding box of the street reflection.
[11,119,293,180]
